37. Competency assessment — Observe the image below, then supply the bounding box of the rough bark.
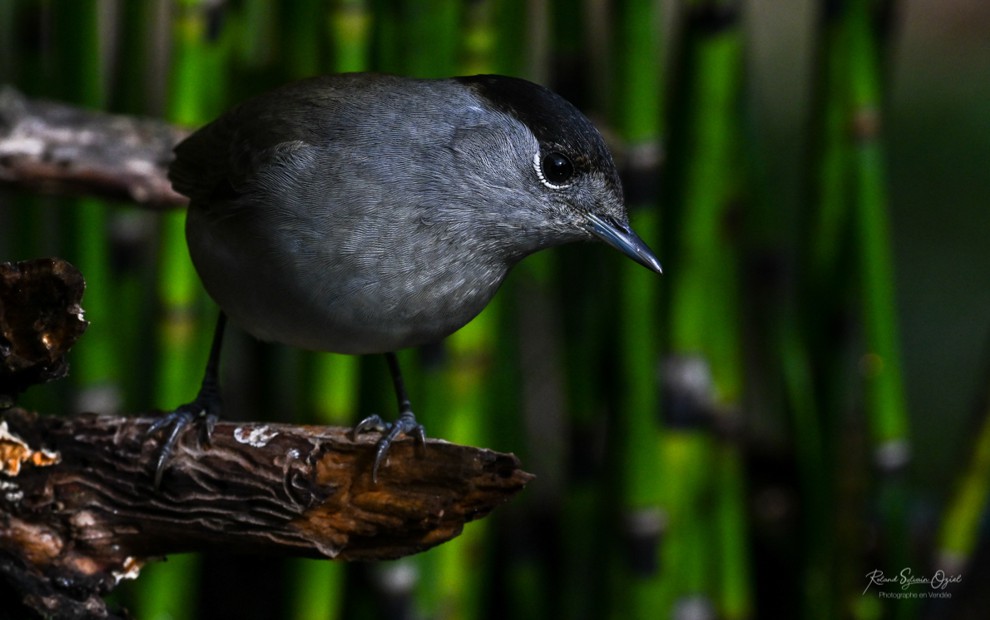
[0,86,187,208]
[0,407,531,617]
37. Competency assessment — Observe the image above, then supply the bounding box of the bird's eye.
[538,151,575,188]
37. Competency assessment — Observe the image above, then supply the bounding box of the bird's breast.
[187,200,510,354]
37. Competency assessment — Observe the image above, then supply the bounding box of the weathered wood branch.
[0,86,188,207]
[0,407,532,562]
[0,408,531,616]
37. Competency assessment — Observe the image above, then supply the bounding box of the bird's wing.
[167,74,368,209]
[169,103,305,208]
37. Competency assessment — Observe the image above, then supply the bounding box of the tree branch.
[1,406,532,562]
[0,407,531,617]
[0,86,187,207]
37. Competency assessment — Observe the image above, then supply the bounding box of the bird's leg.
[352,351,427,481]
[147,312,227,488]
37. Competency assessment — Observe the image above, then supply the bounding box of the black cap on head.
[455,75,620,193]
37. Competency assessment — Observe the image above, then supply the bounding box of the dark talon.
[353,410,426,482]
[150,313,227,488]
[150,405,218,488]
[352,413,387,438]
[351,352,427,482]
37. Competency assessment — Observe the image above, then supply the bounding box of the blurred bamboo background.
[2,0,989,619]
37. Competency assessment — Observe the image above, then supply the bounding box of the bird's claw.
[352,410,426,482]
[149,403,219,489]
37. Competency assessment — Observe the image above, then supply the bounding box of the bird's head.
[456,75,662,275]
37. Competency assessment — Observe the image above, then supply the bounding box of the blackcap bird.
[155,73,662,484]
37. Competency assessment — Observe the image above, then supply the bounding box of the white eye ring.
[533,152,573,190]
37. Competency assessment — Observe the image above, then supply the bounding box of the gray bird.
[156,73,662,484]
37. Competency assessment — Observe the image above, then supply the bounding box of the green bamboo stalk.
[235,0,276,76]
[426,308,498,615]
[846,0,910,458]
[70,190,118,401]
[51,0,103,106]
[376,0,460,77]
[935,400,990,574]
[109,2,163,414]
[809,18,852,290]
[666,29,742,397]
[329,0,373,74]
[403,0,460,78]
[845,3,913,618]
[801,2,912,616]
[492,0,530,77]
[461,0,496,76]
[777,318,833,618]
[608,0,665,618]
[555,247,611,619]
[658,428,717,613]
[280,0,324,79]
[486,309,544,620]
[613,1,664,503]
[714,442,752,620]
[661,3,751,617]
[112,0,154,114]
[287,557,342,620]
[789,3,858,617]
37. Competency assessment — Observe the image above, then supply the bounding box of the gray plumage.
[170,73,660,356]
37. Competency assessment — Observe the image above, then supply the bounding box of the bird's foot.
[147,397,220,488]
[352,410,426,482]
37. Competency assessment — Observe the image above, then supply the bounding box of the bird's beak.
[585,212,663,274]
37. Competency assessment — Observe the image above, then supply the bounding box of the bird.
[154,72,662,485]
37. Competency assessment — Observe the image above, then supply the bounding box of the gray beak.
[585,212,663,274]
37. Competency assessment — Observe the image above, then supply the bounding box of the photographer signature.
[863,568,962,594]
